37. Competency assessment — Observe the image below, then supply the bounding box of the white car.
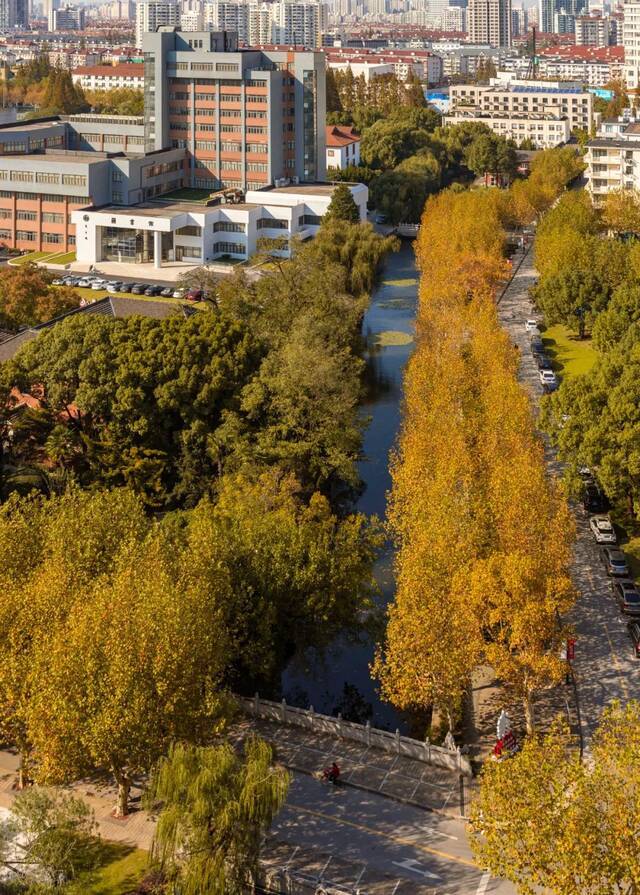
[91,281,106,290]
[106,282,121,293]
[539,369,557,386]
[172,288,185,298]
[589,515,617,545]
[77,278,93,287]
[525,319,539,333]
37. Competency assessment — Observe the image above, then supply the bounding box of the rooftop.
[588,137,640,149]
[325,124,360,147]
[261,183,345,196]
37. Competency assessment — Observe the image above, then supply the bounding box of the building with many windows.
[468,0,512,47]
[136,1,180,48]
[448,78,594,131]
[624,0,640,89]
[142,28,326,190]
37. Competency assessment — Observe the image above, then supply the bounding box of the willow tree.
[147,737,290,895]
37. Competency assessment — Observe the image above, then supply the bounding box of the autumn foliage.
[374,154,579,733]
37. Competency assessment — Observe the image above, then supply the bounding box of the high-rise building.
[206,0,251,41]
[142,28,326,187]
[249,1,274,42]
[468,0,512,45]
[538,0,554,30]
[136,0,180,48]
[49,3,85,28]
[624,0,640,86]
[273,1,328,47]
[180,0,204,29]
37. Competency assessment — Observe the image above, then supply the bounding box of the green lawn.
[46,250,77,265]
[160,187,214,203]
[68,844,148,895]
[541,324,598,380]
[10,250,54,265]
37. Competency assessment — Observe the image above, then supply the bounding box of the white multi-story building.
[575,15,612,45]
[449,77,594,131]
[624,0,640,88]
[443,109,571,147]
[326,123,360,169]
[72,63,145,91]
[136,1,180,48]
[180,0,204,29]
[49,3,85,29]
[468,0,512,47]
[273,1,328,47]
[205,0,251,40]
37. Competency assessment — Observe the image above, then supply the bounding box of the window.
[196,141,215,150]
[197,125,216,132]
[213,220,245,232]
[247,163,267,172]
[0,208,10,218]
[298,214,322,226]
[42,232,63,244]
[246,94,267,103]
[16,230,36,241]
[112,191,123,203]
[221,142,241,152]
[192,63,215,71]
[216,63,239,72]
[220,93,240,102]
[0,229,11,239]
[112,169,123,182]
[42,212,64,223]
[176,225,202,236]
[11,171,34,182]
[36,172,61,184]
[220,109,240,118]
[257,217,287,229]
[215,241,245,254]
[247,126,266,134]
[246,143,268,153]
[17,210,37,221]
[246,111,267,119]
[177,245,201,258]
[221,125,240,133]
[62,174,87,187]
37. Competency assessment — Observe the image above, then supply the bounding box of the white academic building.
[71,182,368,268]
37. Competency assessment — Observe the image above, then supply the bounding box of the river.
[281,240,419,731]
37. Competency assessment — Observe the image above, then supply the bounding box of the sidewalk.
[230,717,470,817]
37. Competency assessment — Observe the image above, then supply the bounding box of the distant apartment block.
[448,78,594,132]
[537,46,624,87]
[48,4,85,30]
[136,1,180,49]
[142,28,327,190]
[468,0,512,47]
[575,15,614,47]
[71,63,145,92]
[325,124,360,170]
[325,47,443,85]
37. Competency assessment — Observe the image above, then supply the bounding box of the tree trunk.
[113,770,131,818]
[523,692,535,737]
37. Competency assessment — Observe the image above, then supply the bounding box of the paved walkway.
[231,718,469,817]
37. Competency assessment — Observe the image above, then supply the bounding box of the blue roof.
[511,85,584,94]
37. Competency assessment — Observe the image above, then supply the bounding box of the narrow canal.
[282,240,419,731]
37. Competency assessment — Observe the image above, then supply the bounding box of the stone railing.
[237,693,473,778]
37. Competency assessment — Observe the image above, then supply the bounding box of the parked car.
[539,369,557,386]
[612,579,640,616]
[628,620,640,657]
[160,286,173,297]
[589,515,617,544]
[600,547,630,577]
[130,283,147,294]
[374,212,387,224]
[186,288,203,301]
[77,278,93,288]
[52,277,64,285]
[525,319,539,333]
[531,336,544,355]
[583,483,609,513]
[172,288,185,298]
[114,282,128,292]
[91,281,106,290]
[106,281,121,293]
[145,285,162,296]
[537,355,553,371]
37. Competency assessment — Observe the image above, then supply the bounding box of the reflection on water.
[281,242,419,731]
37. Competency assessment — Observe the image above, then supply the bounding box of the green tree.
[370,150,441,224]
[85,86,143,115]
[592,281,640,352]
[0,788,99,888]
[464,132,517,183]
[312,219,399,295]
[324,183,361,224]
[148,737,289,895]
[534,266,611,337]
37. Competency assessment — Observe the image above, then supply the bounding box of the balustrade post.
[281,698,286,723]
[254,691,259,717]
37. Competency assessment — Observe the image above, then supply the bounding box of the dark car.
[145,285,162,296]
[600,547,629,577]
[612,579,640,616]
[531,337,544,357]
[583,483,609,513]
[130,283,146,294]
[629,621,640,658]
[186,288,203,301]
[537,355,553,371]
[160,286,173,297]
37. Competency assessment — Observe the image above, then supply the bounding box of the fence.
[237,693,473,778]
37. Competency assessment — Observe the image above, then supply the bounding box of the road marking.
[476,871,491,895]
[603,622,630,700]
[285,802,477,869]
[392,858,441,881]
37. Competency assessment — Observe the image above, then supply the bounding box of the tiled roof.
[71,63,144,77]
[325,125,360,147]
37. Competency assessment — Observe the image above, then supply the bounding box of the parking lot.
[498,245,640,750]
[51,273,202,301]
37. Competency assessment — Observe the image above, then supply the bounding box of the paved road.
[266,774,514,894]
[497,245,640,750]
